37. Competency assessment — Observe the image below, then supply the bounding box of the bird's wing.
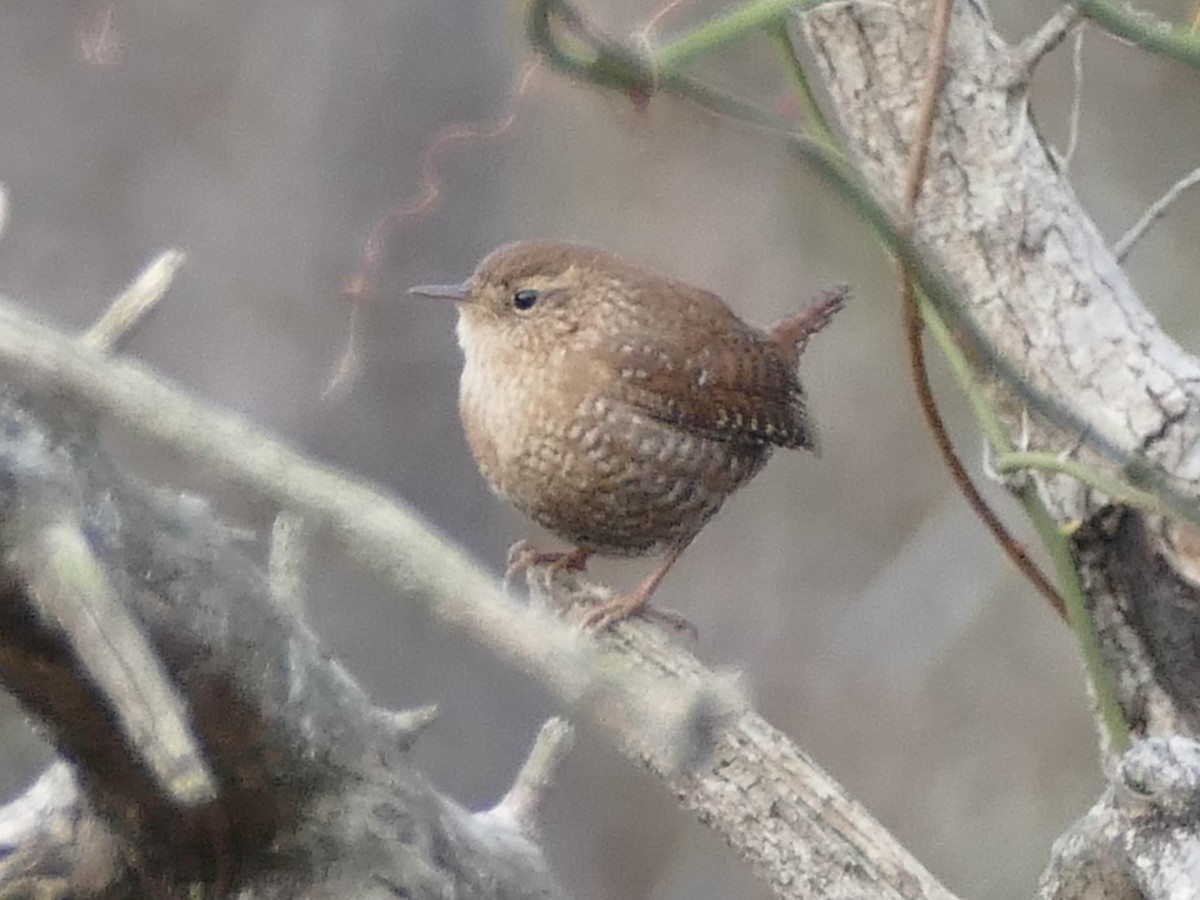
[599,304,817,452]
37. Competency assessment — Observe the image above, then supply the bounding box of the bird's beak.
[408,280,471,301]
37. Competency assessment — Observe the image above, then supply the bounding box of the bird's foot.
[577,541,697,638]
[503,541,589,593]
[581,591,697,641]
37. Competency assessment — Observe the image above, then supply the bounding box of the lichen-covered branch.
[528,572,961,900]
[802,0,1200,734]
[0,295,728,776]
[798,0,1200,892]
[0,389,569,899]
[0,283,967,899]
[1040,736,1200,899]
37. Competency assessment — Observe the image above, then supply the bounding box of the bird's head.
[409,240,630,357]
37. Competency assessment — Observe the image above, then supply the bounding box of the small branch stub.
[1040,736,1200,899]
[82,249,186,352]
[477,717,576,840]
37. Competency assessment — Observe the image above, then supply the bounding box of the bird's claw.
[503,542,589,593]
[581,593,698,642]
[503,540,537,592]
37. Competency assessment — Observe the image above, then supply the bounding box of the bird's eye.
[513,288,539,311]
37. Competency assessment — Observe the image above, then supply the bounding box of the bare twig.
[7,514,216,807]
[371,704,440,745]
[1113,163,1200,262]
[1061,26,1086,171]
[1012,6,1083,84]
[478,717,576,839]
[81,249,186,352]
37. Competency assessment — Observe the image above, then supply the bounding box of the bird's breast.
[457,348,526,490]
[456,323,585,498]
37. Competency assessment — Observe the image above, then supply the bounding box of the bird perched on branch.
[410,240,846,631]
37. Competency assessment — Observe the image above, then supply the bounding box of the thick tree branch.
[801,0,1200,737]
[529,572,960,900]
[0,283,968,898]
[0,388,568,898]
[0,294,728,776]
[3,0,1198,896]
[796,0,1200,892]
[1039,736,1200,899]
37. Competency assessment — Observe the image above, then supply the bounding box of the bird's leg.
[581,540,694,634]
[503,541,589,592]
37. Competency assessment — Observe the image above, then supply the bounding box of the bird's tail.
[768,284,849,365]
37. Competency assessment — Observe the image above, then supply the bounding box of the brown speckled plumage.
[411,240,845,629]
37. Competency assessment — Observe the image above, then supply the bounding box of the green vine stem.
[916,291,1130,752]
[768,21,836,145]
[1072,0,1200,72]
[653,0,824,72]
[1022,479,1132,753]
[525,0,649,92]
[995,451,1173,518]
[526,0,794,128]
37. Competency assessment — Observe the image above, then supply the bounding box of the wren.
[410,240,845,631]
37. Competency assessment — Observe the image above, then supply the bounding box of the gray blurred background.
[1,1,1197,897]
